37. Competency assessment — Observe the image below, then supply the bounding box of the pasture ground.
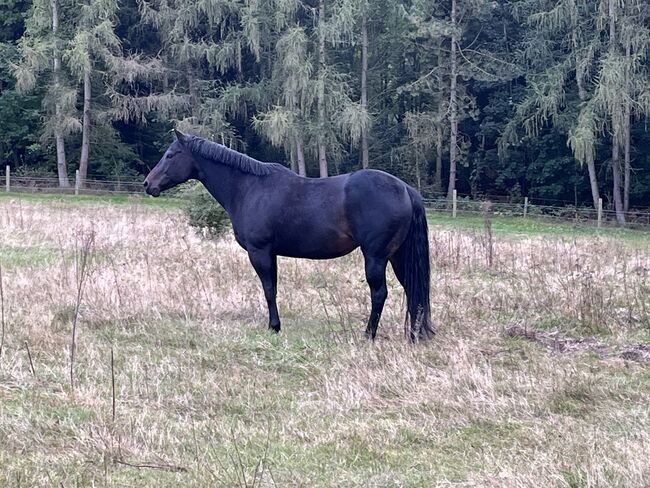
[0,193,649,487]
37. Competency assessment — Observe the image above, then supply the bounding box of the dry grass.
[0,196,649,487]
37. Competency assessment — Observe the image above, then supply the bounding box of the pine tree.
[66,0,121,186]
[317,0,328,176]
[15,0,80,186]
[359,7,369,169]
[501,0,602,208]
[137,0,252,137]
[568,0,649,221]
[254,23,313,176]
[407,0,508,197]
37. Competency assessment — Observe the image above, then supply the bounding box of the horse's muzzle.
[143,180,160,197]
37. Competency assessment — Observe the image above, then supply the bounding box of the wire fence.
[3,174,144,195]
[423,196,650,229]
[3,170,650,229]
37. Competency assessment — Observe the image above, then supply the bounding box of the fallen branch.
[110,347,116,422]
[114,458,188,473]
[24,341,36,376]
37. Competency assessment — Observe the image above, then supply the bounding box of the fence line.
[3,173,144,195]
[423,195,650,228]
[423,189,650,211]
[3,170,650,229]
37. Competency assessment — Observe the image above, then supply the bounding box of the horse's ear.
[174,128,189,145]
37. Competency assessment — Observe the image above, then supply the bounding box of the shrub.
[180,183,230,239]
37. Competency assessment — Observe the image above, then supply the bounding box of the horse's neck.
[196,157,252,214]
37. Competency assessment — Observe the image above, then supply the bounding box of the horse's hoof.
[418,327,436,341]
[364,330,376,341]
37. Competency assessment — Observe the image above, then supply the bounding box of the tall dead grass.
[0,197,648,487]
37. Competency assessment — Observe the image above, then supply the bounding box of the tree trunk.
[415,152,421,192]
[79,66,91,188]
[446,0,458,201]
[573,14,600,209]
[435,124,442,193]
[317,0,328,177]
[623,43,631,212]
[611,132,625,224]
[434,41,444,195]
[295,134,306,176]
[575,64,587,102]
[623,103,630,212]
[585,152,600,211]
[52,0,70,188]
[360,11,369,169]
[577,70,600,209]
[607,0,624,223]
[290,142,298,173]
[187,65,199,116]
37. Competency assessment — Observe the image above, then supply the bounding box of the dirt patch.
[618,344,650,363]
[505,325,650,363]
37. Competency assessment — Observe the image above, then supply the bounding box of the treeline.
[0,0,649,220]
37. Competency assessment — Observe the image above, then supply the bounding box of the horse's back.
[345,169,411,201]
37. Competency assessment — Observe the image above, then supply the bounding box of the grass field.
[0,193,649,487]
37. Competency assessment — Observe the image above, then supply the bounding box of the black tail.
[400,187,434,341]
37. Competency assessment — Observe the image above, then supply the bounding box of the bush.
[180,183,230,239]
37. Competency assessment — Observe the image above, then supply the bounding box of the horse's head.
[144,129,198,197]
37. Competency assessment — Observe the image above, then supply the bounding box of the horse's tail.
[399,187,434,341]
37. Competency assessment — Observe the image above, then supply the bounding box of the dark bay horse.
[144,130,434,341]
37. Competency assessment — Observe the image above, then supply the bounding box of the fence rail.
[3,167,650,229]
[423,197,650,228]
[3,166,144,195]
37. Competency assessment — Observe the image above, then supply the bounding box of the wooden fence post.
[75,170,80,196]
[523,196,528,218]
[452,189,457,218]
[597,198,602,228]
[5,165,9,193]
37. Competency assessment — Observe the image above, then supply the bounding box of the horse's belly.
[275,230,358,259]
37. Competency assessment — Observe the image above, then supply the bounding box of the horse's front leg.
[247,247,281,333]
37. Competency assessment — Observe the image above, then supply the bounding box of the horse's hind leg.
[363,254,389,340]
[247,247,281,333]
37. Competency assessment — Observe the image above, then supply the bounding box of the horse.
[144,130,434,341]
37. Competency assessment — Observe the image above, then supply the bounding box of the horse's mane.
[185,136,279,176]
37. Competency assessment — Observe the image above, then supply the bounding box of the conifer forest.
[1,0,649,220]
